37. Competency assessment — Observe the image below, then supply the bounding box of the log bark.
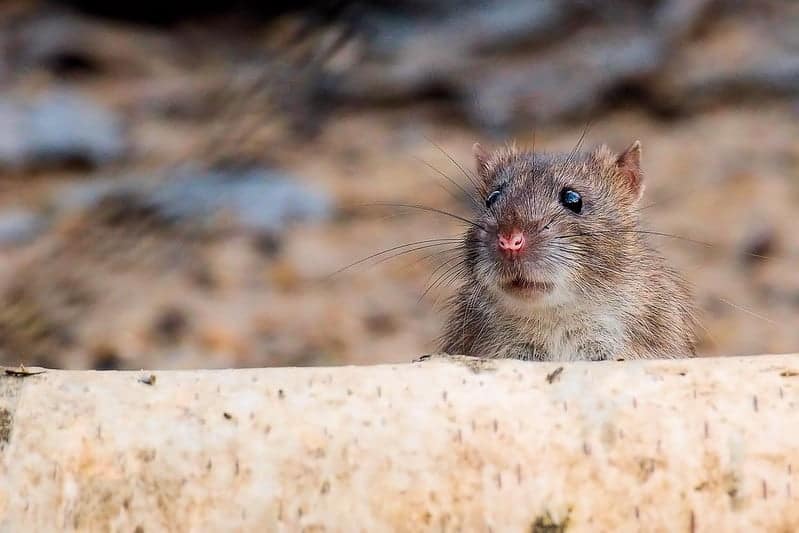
[1,354,799,532]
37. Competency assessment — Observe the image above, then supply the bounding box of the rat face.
[465,142,644,311]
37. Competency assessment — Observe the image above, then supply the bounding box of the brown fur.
[440,142,697,361]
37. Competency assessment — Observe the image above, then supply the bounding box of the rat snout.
[497,229,526,256]
[495,218,550,259]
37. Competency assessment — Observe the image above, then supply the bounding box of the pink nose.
[498,230,525,253]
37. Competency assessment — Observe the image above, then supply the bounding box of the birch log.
[2,354,799,532]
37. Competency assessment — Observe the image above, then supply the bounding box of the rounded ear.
[473,142,490,179]
[615,140,644,202]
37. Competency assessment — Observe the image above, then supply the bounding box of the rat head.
[465,141,645,310]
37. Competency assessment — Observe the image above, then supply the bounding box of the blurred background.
[0,0,797,370]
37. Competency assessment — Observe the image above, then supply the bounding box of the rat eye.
[560,188,582,214]
[485,189,502,208]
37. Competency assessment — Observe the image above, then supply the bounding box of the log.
[1,354,799,532]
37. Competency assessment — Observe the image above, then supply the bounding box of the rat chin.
[488,273,566,310]
[500,277,554,297]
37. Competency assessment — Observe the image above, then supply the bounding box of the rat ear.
[615,140,644,201]
[473,142,490,179]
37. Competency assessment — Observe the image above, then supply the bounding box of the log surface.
[2,354,799,532]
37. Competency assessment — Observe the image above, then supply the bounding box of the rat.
[439,140,697,361]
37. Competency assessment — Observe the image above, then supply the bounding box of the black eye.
[485,190,501,208]
[560,188,582,214]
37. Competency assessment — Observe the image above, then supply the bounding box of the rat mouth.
[501,276,554,296]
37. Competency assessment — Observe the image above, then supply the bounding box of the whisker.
[431,267,469,309]
[632,186,702,214]
[715,297,782,327]
[420,255,464,294]
[329,238,461,277]
[435,264,469,296]
[564,121,593,168]
[556,230,774,260]
[362,202,488,231]
[420,259,469,303]
[370,243,461,269]
[424,136,482,192]
[459,283,482,343]
[694,317,720,350]
[412,156,482,210]
[557,229,712,248]
[402,247,463,271]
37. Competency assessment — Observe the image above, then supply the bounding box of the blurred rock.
[317,0,799,130]
[0,276,91,366]
[653,55,799,113]
[55,179,136,213]
[54,167,333,236]
[739,223,778,268]
[364,309,398,336]
[464,31,665,131]
[252,233,283,257]
[0,209,45,247]
[55,0,332,25]
[151,168,333,233]
[151,306,190,346]
[0,89,126,169]
[91,346,122,370]
[4,12,104,77]
[6,0,797,136]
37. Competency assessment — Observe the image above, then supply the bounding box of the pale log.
[2,354,799,531]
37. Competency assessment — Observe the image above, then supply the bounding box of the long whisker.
[715,297,782,327]
[416,244,463,261]
[556,229,712,247]
[401,247,463,272]
[694,317,720,350]
[632,187,702,214]
[412,156,482,210]
[329,238,461,277]
[362,202,488,231]
[420,256,464,297]
[556,230,774,260]
[434,264,469,301]
[423,136,482,192]
[370,243,461,268]
[564,121,593,168]
[419,259,469,303]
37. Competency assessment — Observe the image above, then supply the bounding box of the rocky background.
[0,0,797,369]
